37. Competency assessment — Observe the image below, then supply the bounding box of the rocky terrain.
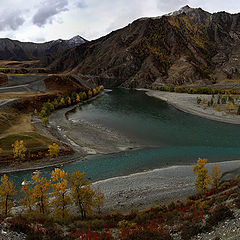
[48,6,240,89]
[0,35,86,63]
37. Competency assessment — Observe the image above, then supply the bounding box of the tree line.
[39,85,104,125]
[0,168,104,222]
[154,85,240,95]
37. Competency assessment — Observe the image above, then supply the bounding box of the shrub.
[181,224,202,240]
[205,205,233,229]
[125,230,172,240]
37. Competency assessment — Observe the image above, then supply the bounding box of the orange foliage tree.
[51,168,72,221]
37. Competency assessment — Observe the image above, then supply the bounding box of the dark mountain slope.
[50,6,240,88]
[0,35,86,62]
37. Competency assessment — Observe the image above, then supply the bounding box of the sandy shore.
[144,89,240,125]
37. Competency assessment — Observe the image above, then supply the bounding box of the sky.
[0,0,240,43]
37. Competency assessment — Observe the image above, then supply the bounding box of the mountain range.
[48,6,240,88]
[0,35,86,62]
[1,6,240,89]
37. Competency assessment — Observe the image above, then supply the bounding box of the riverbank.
[49,90,137,155]
[144,89,240,125]
[94,159,240,214]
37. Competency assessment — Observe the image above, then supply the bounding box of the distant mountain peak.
[67,35,86,46]
[165,5,200,16]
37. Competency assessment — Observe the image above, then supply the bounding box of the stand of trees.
[0,168,104,222]
[40,85,104,125]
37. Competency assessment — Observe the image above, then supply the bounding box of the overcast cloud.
[33,0,69,27]
[0,0,239,42]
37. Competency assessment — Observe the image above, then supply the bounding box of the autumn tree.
[69,171,95,219]
[93,88,97,96]
[31,171,51,215]
[20,179,34,214]
[48,143,59,158]
[193,158,211,193]
[88,90,93,98]
[211,164,221,189]
[230,103,234,111]
[82,92,87,100]
[225,104,229,111]
[12,140,27,160]
[93,188,104,214]
[0,174,16,216]
[67,97,71,105]
[0,148,2,154]
[51,168,71,221]
[41,117,49,126]
[76,94,80,102]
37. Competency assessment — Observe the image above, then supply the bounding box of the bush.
[181,224,202,240]
[125,230,172,240]
[205,205,233,229]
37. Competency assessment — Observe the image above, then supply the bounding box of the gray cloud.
[0,10,25,31]
[33,0,69,27]
[157,0,189,12]
[76,0,87,8]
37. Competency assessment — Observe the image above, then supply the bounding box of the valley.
[0,5,240,239]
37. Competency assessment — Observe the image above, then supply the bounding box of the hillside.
[0,35,86,62]
[49,6,240,88]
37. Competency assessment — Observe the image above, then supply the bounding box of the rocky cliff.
[49,6,240,88]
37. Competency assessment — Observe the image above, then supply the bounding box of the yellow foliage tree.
[48,143,59,158]
[216,105,221,111]
[51,168,72,221]
[69,171,95,219]
[31,171,51,215]
[193,158,211,193]
[230,103,234,111]
[0,148,2,154]
[225,104,229,111]
[211,164,221,189]
[12,140,27,160]
[76,94,80,102]
[20,179,34,214]
[0,174,16,216]
[82,92,87,100]
[41,117,49,126]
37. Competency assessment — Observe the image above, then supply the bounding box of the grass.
[0,132,53,154]
[0,91,59,100]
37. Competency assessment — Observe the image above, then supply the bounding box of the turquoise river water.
[7,89,240,188]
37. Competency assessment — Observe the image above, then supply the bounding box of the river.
[8,89,240,188]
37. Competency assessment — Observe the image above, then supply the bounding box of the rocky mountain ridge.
[49,6,240,88]
[0,35,86,62]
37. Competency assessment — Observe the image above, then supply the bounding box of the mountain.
[0,35,87,62]
[49,6,240,88]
